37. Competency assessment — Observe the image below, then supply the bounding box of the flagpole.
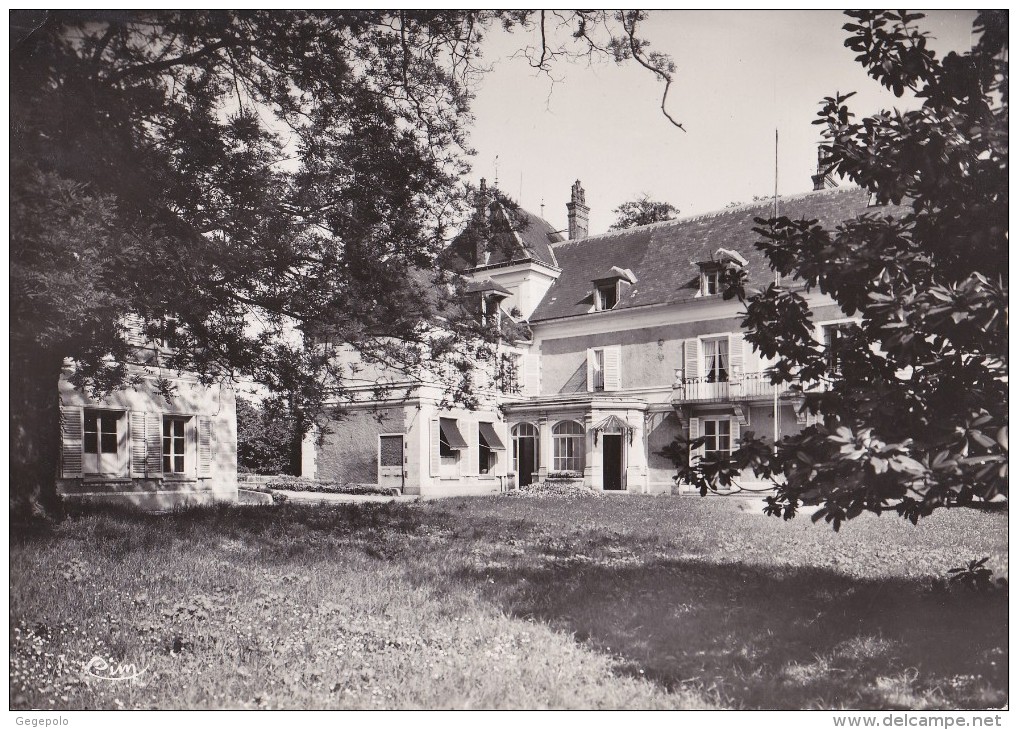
[773,128,780,451]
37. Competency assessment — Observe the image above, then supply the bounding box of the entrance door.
[602,434,624,491]
[513,423,538,486]
[378,434,405,492]
[517,438,536,486]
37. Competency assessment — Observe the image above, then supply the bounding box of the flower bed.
[241,476,399,497]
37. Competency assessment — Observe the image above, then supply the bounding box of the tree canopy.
[678,11,1008,528]
[609,194,680,230]
[10,10,675,515]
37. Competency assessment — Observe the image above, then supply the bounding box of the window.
[591,348,605,391]
[478,430,494,475]
[83,409,124,475]
[552,420,585,473]
[702,418,732,461]
[163,416,189,474]
[701,268,721,296]
[823,323,854,373]
[703,337,729,383]
[499,352,522,394]
[596,282,618,310]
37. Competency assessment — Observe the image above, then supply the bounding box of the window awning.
[477,422,506,450]
[592,414,636,445]
[439,418,468,450]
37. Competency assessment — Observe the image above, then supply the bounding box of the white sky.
[467,10,978,235]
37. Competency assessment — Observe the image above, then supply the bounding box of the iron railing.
[671,370,798,402]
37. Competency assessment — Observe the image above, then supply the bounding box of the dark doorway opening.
[516,436,537,486]
[602,434,624,491]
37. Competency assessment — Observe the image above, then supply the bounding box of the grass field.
[9,494,1008,710]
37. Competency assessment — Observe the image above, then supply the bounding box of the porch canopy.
[477,422,506,450]
[592,414,635,445]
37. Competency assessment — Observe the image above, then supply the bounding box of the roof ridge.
[549,185,863,245]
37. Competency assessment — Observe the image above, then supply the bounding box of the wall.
[539,316,744,395]
[57,370,237,510]
[646,410,683,493]
[315,406,405,484]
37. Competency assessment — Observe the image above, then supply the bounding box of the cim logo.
[83,656,148,682]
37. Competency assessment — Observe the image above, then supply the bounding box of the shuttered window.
[163,416,188,473]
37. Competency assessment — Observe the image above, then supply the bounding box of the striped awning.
[478,422,506,450]
[439,418,468,450]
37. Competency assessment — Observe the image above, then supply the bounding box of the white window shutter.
[603,345,622,391]
[429,417,440,476]
[198,416,213,478]
[729,418,740,451]
[123,313,147,346]
[146,412,162,476]
[60,406,83,478]
[463,420,478,476]
[684,339,700,380]
[130,411,146,477]
[688,417,703,465]
[523,353,540,395]
[586,349,595,392]
[728,333,745,376]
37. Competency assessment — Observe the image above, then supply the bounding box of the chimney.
[811,147,838,191]
[566,180,589,240]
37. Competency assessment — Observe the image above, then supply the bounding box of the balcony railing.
[671,370,795,403]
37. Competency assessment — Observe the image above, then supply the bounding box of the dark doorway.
[513,422,540,487]
[602,434,624,491]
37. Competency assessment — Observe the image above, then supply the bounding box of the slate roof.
[442,202,563,272]
[529,187,903,322]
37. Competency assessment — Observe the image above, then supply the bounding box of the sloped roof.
[530,187,902,322]
[442,201,563,272]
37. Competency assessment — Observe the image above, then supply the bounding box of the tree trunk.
[10,344,65,519]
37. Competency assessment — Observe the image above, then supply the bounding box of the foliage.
[683,11,1008,527]
[608,194,679,230]
[245,476,399,496]
[947,557,1007,593]
[9,10,675,514]
[236,398,297,475]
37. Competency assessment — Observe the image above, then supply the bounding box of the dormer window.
[591,266,636,312]
[595,282,619,311]
[700,267,721,296]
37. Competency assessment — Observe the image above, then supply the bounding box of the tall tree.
[609,194,679,230]
[680,11,1008,528]
[10,10,676,516]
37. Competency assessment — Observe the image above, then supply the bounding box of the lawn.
[9,494,1008,710]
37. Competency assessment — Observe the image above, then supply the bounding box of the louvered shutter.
[129,411,146,477]
[463,419,478,476]
[146,412,163,476]
[603,346,622,391]
[522,353,540,395]
[197,416,213,478]
[429,417,441,476]
[123,314,147,346]
[729,418,740,451]
[688,417,703,465]
[728,334,745,377]
[684,339,700,380]
[60,406,83,478]
[586,349,595,392]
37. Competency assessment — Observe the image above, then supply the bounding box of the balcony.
[671,370,792,404]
